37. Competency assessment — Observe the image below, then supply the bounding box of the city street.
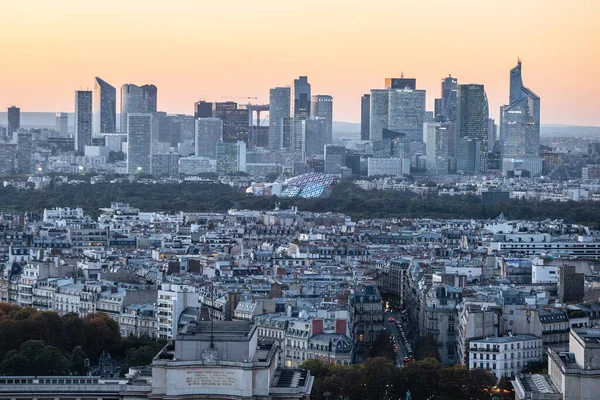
[384,312,412,367]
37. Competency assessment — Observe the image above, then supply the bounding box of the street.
[384,312,412,367]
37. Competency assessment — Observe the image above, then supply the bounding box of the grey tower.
[93,77,116,135]
[121,84,157,133]
[310,95,333,147]
[127,113,152,174]
[7,106,20,135]
[195,118,223,158]
[361,94,370,141]
[268,86,291,149]
[435,75,458,122]
[290,76,311,152]
[500,60,540,162]
[75,91,93,154]
[55,112,68,136]
[455,84,489,172]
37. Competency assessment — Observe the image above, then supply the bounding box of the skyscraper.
[310,95,333,147]
[304,118,328,156]
[290,76,311,152]
[361,94,370,141]
[369,89,389,141]
[500,61,541,172]
[216,141,246,174]
[385,77,416,90]
[74,90,93,154]
[7,106,20,135]
[268,87,291,150]
[127,113,152,174]
[213,102,250,143]
[426,122,454,175]
[195,118,223,158]
[455,84,489,171]
[120,84,157,133]
[435,75,458,122]
[55,112,68,135]
[387,89,426,142]
[93,77,116,135]
[194,100,213,119]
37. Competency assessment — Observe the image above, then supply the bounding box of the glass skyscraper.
[360,94,370,141]
[74,90,93,154]
[93,77,116,135]
[7,106,20,136]
[310,95,333,148]
[268,87,290,150]
[500,61,540,166]
[127,113,152,174]
[120,84,157,133]
[455,84,489,172]
[290,76,311,152]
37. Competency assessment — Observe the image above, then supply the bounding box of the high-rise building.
[369,89,389,141]
[385,77,416,90]
[75,90,93,155]
[0,144,16,174]
[195,118,223,158]
[55,112,68,135]
[426,122,455,175]
[120,84,157,133]
[500,61,541,172]
[93,77,116,135]
[387,89,426,142]
[151,153,179,177]
[213,102,250,143]
[291,76,311,152]
[127,113,152,174]
[310,95,333,146]
[324,145,346,174]
[361,94,370,140]
[435,75,458,122]
[456,137,481,173]
[455,84,489,171]
[216,141,247,174]
[268,87,291,150]
[304,118,328,156]
[14,132,33,174]
[194,100,213,119]
[7,106,20,135]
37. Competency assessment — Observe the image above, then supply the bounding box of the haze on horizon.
[0,0,598,126]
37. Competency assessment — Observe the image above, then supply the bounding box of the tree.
[402,358,442,399]
[2,340,69,376]
[439,364,470,399]
[414,335,441,361]
[369,332,396,363]
[360,357,395,400]
[70,346,88,376]
[466,368,498,398]
[300,359,329,378]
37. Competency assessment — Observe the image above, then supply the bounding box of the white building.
[469,334,543,380]
[531,257,558,284]
[157,283,199,340]
[179,156,216,175]
[367,157,404,177]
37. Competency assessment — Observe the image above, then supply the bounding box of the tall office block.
[268,87,291,149]
[121,84,157,133]
[455,84,489,171]
[324,145,346,174]
[213,102,249,143]
[291,76,311,152]
[385,77,416,90]
[426,122,454,175]
[310,95,333,147]
[388,89,426,142]
[0,144,16,174]
[14,133,33,174]
[361,94,370,141]
[304,118,328,156]
[7,106,20,135]
[127,113,152,174]
[195,118,222,158]
[369,89,389,141]
[500,61,540,171]
[456,137,480,173]
[194,101,213,119]
[216,141,246,174]
[435,75,458,122]
[55,112,68,135]
[74,90,93,155]
[151,153,179,177]
[93,77,116,135]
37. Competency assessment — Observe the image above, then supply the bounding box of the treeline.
[301,357,514,400]
[2,179,600,226]
[0,304,164,376]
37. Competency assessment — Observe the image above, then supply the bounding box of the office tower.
[304,118,328,156]
[369,89,389,141]
[426,122,454,175]
[388,88,426,142]
[121,84,157,133]
[455,137,480,173]
[74,91,93,155]
[0,144,16,174]
[361,94,370,140]
[310,95,333,146]
[487,118,497,147]
[14,133,33,174]
[500,61,541,172]
[455,84,489,171]
[216,141,246,174]
[268,87,291,149]
[127,113,152,174]
[7,106,20,135]
[385,77,416,90]
[213,102,250,143]
[151,153,179,177]
[194,101,213,119]
[324,145,346,174]
[55,112,68,135]
[195,118,222,158]
[93,77,116,135]
[434,75,458,122]
[290,76,311,151]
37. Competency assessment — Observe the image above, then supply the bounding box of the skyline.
[0,0,599,126]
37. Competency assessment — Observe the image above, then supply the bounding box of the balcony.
[470,347,500,352]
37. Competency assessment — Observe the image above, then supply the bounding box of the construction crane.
[221,96,258,101]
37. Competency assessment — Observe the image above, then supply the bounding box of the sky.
[0,0,599,126]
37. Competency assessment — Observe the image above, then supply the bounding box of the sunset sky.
[0,0,598,125]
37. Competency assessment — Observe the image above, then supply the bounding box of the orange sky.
[0,0,599,125]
